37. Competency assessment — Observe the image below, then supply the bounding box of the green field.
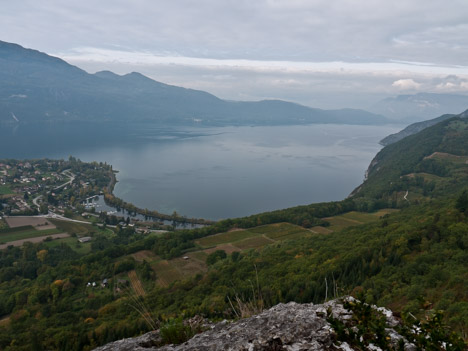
[152,260,184,287]
[0,185,13,195]
[43,236,92,254]
[0,227,62,243]
[253,222,310,240]
[50,219,114,237]
[148,222,315,287]
[233,236,273,250]
[196,229,258,247]
[324,209,399,232]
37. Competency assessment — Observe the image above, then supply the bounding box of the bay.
[0,123,401,220]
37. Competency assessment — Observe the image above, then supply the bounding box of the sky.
[1,0,468,109]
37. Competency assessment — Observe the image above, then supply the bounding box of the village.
[0,158,163,249]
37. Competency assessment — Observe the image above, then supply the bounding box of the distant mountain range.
[380,109,468,146]
[369,92,468,122]
[0,40,386,126]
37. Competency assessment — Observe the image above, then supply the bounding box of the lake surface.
[0,123,401,220]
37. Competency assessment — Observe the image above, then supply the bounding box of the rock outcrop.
[94,297,419,351]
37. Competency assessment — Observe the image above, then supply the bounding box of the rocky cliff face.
[94,297,419,351]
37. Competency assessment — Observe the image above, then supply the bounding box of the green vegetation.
[0,115,467,349]
[43,236,91,255]
[328,298,466,350]
[0,226,62,243]
[0,185,13,195]
[196,230,257,248]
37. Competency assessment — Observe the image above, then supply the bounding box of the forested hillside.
[0,116,467,350]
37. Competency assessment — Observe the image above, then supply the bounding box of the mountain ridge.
[0,40,387,126]
[380,109,468,146]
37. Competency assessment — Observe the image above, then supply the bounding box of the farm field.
[4,216,55,230]
[425,151,468,164]
[50,219,114,237]
[132,215,400,288]
[0,226,63,244]
[147,222,315,287]
[0,233,69,249]
[0,217,114,250]
[43,236,91,254]
[196,229,258,248]
[322,209,399,232]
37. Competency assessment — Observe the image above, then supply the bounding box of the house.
[78,236,92,243]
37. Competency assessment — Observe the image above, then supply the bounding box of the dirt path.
[0,233,70,249]
[404,190,409,202]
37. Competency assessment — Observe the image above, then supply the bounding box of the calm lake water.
[0,123,401,220]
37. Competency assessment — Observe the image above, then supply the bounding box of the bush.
[206,250,227,265]
[160,318,195,345]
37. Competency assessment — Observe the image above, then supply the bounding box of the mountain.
[352,113,468,202]
[380,109,468,146]
[0,41,387,126]
[369,92,468,122]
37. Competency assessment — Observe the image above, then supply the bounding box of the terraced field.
[322,209,399,232]
[143,223,313,287]
[131,213,399,288]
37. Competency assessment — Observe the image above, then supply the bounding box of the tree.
[206,250,227,265]
[456,190,468,213]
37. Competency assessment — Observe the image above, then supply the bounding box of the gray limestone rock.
[94,298,415,351]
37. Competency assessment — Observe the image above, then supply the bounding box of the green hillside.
[0,116,467,350]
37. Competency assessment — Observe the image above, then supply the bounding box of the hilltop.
[380,109,468,146]
[0,41,386,126]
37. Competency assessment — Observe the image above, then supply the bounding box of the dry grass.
[310,226,333,234]
[233,236,274,250]
[196,230,257,248]
[128,270,146,297]
[152,260,183,287]
[203,243,240,255]
[132,250,157,262]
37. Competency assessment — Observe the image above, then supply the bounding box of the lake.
[0,123,401,220]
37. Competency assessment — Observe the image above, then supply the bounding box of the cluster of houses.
[0,161,78,214]
[86,278,129,291]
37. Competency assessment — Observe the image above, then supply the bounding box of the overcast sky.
[2,0,468,109]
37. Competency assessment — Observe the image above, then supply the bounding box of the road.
[53,170,75,190]
[32,195,43,207]
[404,190,409,202]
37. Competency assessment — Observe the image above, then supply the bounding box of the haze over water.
[0,123,400,220]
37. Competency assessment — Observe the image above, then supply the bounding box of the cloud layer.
[1,0,468,108]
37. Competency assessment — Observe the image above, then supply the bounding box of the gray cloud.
[1,0,468,109]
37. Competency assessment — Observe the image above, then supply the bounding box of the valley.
[0,113,467,349]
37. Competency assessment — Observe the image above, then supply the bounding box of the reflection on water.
[83,195,204,229]
[0,122,401,220]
